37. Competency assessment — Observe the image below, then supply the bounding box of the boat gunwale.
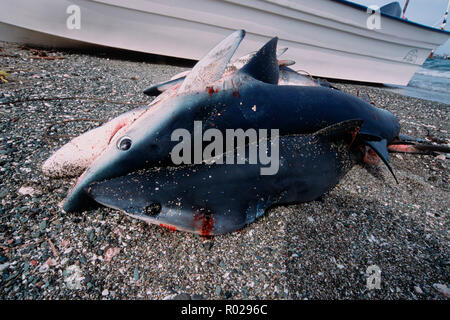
[88,0,444,63]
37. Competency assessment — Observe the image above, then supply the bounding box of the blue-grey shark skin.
[86,120,364,235]
[63,35,400,213]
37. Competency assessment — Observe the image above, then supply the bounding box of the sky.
[353,0,450,54]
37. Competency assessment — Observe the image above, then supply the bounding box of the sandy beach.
[0,42,448,300]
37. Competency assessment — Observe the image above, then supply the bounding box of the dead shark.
[86,120,364,235]
[42,30,401,214]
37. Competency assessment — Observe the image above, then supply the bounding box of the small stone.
[46,258,56,267]
[172,293,191,300]
[215,285,222,296]
[133,267,140,281]
[39,263,49,273]
[433,283,450,297]
[203,241,213,250]
[39,220,47,231]
[102,289,109,296]
[414,286,423,294]
[0,188,8,199]
[64,265,83,290]
[18,186,36,196]
[0,262,10,272]
[87,229,95,242]
[104,247,120,262]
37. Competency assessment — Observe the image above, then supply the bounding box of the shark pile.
[41,30,448,236]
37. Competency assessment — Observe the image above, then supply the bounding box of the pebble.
[133,267,139,281]
[0,188,7,199]
[171,293,191,300]
[433,283,450,297]
[39,220,47,231]
[18,186,36,196]
[0,262,11,272]
[414,286,423,294]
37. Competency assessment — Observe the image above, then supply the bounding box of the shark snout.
[41,106,148,178]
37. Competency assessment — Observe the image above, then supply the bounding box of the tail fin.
[365,139,398,183]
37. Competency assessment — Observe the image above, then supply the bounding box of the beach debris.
[28,48,65,60]
[414,286,423,294]
[18,186,37,197]
[433,283,450,297]
[0,69,9,83]
[104,247,121,262]
[47,239,59,257]
[45,257,57,267]
[63,265,84,290]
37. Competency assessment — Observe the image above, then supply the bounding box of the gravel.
[0,41,448,300]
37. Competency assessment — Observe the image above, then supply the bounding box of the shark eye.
[117,136,132,151]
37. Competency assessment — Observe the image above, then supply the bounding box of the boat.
[0,0,449,85]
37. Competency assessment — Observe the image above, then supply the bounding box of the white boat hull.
[0,0,448,85]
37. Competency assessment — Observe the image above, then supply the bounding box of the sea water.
[386,58,450,105]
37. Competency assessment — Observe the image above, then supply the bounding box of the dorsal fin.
[240,37,279,84]
[178,30,245,94]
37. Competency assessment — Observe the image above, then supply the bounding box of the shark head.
[42,107,148,178]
